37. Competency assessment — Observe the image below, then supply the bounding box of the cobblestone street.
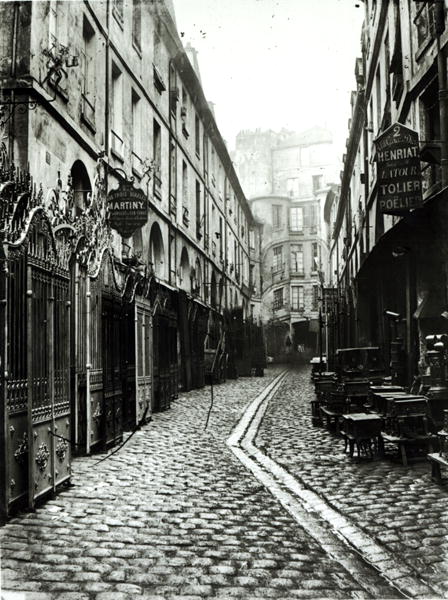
[1,366,446,600]
[257,367,448,599]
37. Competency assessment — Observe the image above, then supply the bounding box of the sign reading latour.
[375,122,423,215]
[107,180,148,238]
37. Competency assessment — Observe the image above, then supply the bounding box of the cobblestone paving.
[1,367,381,600]
[256,366,448,598]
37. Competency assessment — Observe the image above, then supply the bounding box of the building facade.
[234,128,339,360]
[328,0,448,383]
[0,0,260,518]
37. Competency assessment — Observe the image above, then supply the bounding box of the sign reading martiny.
[375,122,422,215]
[107,180,148,238]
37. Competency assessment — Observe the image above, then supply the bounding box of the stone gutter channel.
[227,370,442,600]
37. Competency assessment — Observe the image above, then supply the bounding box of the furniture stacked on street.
[310,339,448,468]
[427,409,448,482]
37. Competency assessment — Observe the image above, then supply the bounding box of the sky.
[172,0,365,158]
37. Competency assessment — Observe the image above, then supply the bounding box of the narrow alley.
[2,366,446,600]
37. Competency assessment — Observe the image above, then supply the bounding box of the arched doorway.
[193,257,202,297]
[71,160,91,217]
[149,222,165,277]
[210,271,217,308]
[179,247,190,292]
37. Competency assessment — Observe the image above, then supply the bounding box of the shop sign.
[107,180,148,238]
[375,122,422,215]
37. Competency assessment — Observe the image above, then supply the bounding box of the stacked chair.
[311,343,443,466]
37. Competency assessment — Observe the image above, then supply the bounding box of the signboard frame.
[374,122,423,215]
[107,179,148,238]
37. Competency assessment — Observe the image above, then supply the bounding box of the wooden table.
[341,413,383,458]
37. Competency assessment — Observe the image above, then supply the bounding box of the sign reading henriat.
[375,122,423,215]
[107,180,148,238]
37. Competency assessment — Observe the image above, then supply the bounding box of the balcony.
[290,269,305,278]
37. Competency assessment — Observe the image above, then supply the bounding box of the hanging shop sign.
[107,180,148,238]
[375,122,422,215]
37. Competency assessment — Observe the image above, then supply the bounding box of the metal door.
[135,297,152,424]
[102,297,123,449]
[121,303,136,431]
[70,260,87,454]
[3,214,70,515]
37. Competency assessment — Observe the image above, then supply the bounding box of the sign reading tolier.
[108,179,148,238]
[375,122,423,215]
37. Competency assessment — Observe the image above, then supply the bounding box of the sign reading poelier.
[375,122,423,215]
[107,180,148,238]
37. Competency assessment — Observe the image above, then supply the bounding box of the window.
[290,207,303,232]
[81,17,95,125]
[312,175,323,193]
[132,0,141,51]
[312,243,320,271]
[272,205,282,228]
[111,62,123,157]
[196,181,202,239]
[113,0,123,20]
[310,204,318,231]
[48,0,67,47]
[49,0,58,46]
[273,288,284,310]
[211,147,216,184]
[182,160,188,207]
[286,178,299,197]
[312,285,319,310]
[290,244,304,274]
[203,135,209,180]
[273,245,283,272]
[131,90,141,170]
[195,115,200,156]
[291,286,304,311]
[169,63,178,115]
[153,119,161,197]
[170,138,177,200]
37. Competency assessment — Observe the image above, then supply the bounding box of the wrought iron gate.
[152,284,178,412]
[135,297,152,424]
[3,211,70,515]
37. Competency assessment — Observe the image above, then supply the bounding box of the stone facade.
[233,127,340,360]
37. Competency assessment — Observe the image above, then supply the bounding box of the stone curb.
[227,371,443,600]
